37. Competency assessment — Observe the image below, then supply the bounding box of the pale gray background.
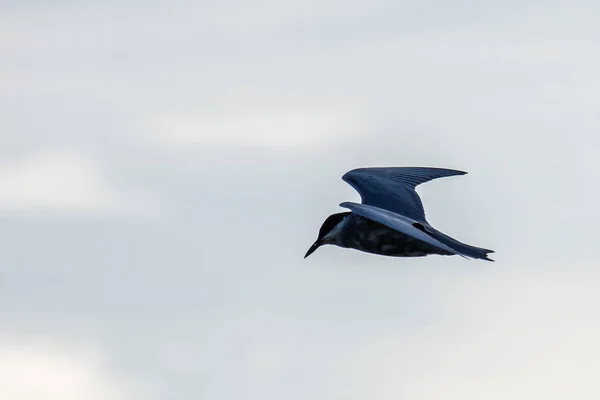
[1,1,599,399]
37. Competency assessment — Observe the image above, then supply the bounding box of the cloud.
[152,102,369,148]
[0,336,144,400]
[0,152,155,215]
[174,269,600,400]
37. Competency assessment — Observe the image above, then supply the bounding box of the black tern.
[305,167,494,261]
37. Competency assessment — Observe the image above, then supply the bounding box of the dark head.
[304,212,351,258]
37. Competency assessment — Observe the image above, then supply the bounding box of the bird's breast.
[343,215,447,257]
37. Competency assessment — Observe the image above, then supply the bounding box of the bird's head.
[304,212,351,258]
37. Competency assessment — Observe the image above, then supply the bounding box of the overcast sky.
[1,1,599,399]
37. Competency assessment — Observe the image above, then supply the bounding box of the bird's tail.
[423,226,495,261]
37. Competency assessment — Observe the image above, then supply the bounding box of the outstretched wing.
[339,202,464,257]
[342,167,466,222]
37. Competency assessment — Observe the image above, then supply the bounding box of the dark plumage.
[305,167,494,261]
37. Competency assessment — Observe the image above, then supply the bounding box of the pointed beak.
[304,240,322,259]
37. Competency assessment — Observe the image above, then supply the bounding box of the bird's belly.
[346,218,448,257]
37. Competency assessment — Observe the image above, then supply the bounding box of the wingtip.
[338,201,354,210]
[420,166,467,175]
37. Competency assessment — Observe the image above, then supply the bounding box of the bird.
[304,167,494,261]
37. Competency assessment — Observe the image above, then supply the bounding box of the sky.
[1,1,599,399]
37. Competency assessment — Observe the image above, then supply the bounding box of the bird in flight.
[305,167,494,261]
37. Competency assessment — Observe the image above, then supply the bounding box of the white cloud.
[0,152,154,215]
[203,0,390,35]
[0,337,144,400]
[179,269,600,400]
[342,326,600,400]
[153,103,369,148]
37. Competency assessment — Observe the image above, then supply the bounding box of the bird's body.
[305,166,494,261]
[327,213,453,258]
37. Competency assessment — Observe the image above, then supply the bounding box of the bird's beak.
[304,240,322,259]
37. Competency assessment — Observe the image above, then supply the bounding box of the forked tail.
[416,224,495,261]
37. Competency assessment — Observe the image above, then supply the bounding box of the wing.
[339,202,464,257]
[342,167,466,222]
